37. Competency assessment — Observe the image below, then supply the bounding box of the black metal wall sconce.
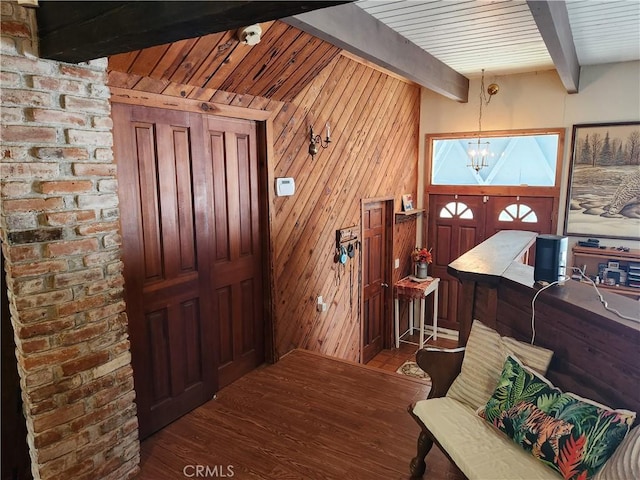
[308,123,331,160]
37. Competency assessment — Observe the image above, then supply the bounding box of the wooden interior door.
[114,104,216,438]
[362,201,390,363]
[203,115,264,388]
[114,104,265,438]
[428,195,485,331]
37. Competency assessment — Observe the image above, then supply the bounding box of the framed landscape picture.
[563,122,640,240]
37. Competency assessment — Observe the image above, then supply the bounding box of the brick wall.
[0,2,139,479]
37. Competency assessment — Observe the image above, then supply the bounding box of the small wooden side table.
[394,276,439,349]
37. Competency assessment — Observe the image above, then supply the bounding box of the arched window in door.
[498,203,538,223]
[439,201,474,219]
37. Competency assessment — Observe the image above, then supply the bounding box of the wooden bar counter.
[447,230,640,419]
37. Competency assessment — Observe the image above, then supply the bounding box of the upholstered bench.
[408,320,638,480]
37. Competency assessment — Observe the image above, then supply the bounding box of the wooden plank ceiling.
[108,21,342,103]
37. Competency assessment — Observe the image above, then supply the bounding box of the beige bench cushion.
[413,397,559,480]
[447,319,554,410]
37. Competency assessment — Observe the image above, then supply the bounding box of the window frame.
[425,128,566,196]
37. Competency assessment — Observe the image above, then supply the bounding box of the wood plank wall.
[108,52,420,363]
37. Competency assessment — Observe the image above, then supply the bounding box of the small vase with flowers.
[412,247,433,279]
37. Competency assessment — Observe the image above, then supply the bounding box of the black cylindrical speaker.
[534,234,568,283]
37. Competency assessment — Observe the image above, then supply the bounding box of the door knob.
[381,283,389,287]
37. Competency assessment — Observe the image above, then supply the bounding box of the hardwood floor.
[138,349,465,480]
[367,333,459,374]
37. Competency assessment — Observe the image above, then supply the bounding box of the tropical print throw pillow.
[479,355,636,480]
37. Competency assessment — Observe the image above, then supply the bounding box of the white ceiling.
[355,0,640,78]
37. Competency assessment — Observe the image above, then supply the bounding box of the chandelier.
[468,69,499,172]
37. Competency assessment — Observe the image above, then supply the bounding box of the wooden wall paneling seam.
[208,90,236,104]
[246,95,273,111]
[264,99,285,114]
[199,43,250,91]
[108,50,140,74]
[276,67,388,354]
[258,37,338,101]
[107,70,142,90]
[188,30,240,87]
[281,75,407,357]
[339,50,417,86]
[271,62,362,269]
[230,93,257,108]
[249,31,319,97]
[170,32,229,86]
[209,22,292,92]
[161,81,196,99]
[270,53,340,154]
[359,84,419,327]
[260,117,278,362]
[185,86,219,102]
[108,87,272,121]
[133,76,171,94]
[273,62,371,352]
[364,85,419,256]
[128,43,173,78]
[218,23,297,94]
[273,65,379,296]
[382,101,419,217]
[370,85,419,199]
[149,37,200,81]
[275,41,341,103]
[236,26,307,98]
[272,55,349,179]
[272,60,370,259]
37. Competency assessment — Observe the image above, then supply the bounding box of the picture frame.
[563,121,640,240]
[401,194,413,212]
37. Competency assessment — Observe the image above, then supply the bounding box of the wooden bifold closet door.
[113,104,264,439]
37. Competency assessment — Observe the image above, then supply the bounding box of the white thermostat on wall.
[276,177,295,196]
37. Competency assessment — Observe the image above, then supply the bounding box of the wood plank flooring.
[138,348,465,480]
[367,333,459,374]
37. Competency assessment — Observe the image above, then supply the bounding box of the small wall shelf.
[395,209,424,224]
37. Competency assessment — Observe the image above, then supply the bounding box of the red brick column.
[0,2,139,479]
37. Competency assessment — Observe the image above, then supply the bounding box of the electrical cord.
[530,267,639,345]
[570,266,639,322]
[530,276,569,345]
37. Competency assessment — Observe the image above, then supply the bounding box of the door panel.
[362,201,388,364]
[428,195,485,331]
[114,104,264,438]
[428,194,556,332]
[204,116,264,389]
[485,196,555,265]
[485,196,555,237]
[114,104,215,438]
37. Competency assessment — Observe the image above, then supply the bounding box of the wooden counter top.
[447,230,536,284]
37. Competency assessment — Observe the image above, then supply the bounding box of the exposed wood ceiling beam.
[283,3,469,102]
[526,0,580,93]
[35,1,351,63]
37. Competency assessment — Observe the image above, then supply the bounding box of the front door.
[362,201,390,363]
[428,195,486,331]
[428,194,556,331]
[113,104,264,438]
